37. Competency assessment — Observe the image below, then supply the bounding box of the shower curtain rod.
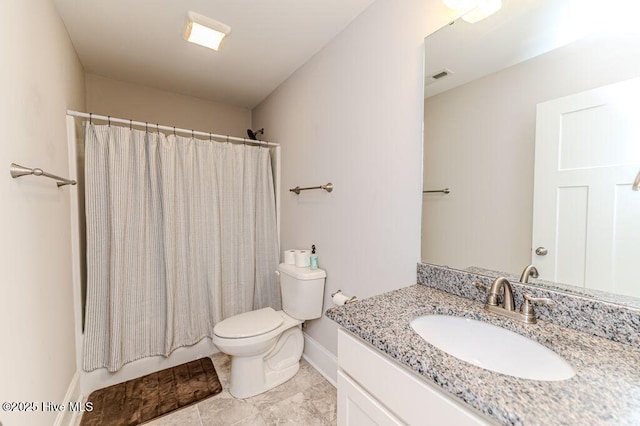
[66,110,279,147]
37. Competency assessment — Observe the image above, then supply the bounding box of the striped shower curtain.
[83,124,280,372]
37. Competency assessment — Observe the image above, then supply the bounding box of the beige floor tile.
[291,360,326,389]
[203,353,336,425]
[260,392,327,426]
[198,391,260,426]
[211,353,232,388]
[246,375,302,411]
[78,354,335,426]
[230,413,268,426]
[302,380,337,422]
[323,414,338,426]
[144,405,202,426]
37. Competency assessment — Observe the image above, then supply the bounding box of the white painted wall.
[0,0,85,425]
[253,0,456,357]
[422,34,640,274]
[85,74,252,136]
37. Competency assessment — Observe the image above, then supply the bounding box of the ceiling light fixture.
[184,11,231,51]
[443,0,502,23]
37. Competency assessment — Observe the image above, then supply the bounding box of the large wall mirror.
[421,0,640,307]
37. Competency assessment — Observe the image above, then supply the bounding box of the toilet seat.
[214,307,284,339]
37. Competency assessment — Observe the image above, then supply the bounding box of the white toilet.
[212,263,326,398]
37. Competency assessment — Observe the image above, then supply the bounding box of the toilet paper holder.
[331,290,357,305]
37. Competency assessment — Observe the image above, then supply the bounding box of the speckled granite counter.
[326,285,640,425]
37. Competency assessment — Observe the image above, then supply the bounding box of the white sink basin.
[410,315,575,381]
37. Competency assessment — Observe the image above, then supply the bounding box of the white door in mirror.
[533,76,640,298]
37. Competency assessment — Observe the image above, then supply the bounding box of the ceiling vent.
[426,68,453,86]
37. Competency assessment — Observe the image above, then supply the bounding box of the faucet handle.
[472,281,489,291]
[520,293,555,322]
[523,293,555,306]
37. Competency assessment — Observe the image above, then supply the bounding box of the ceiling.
[53,0,376,109]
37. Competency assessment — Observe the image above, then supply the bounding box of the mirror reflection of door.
[532,76,640,298]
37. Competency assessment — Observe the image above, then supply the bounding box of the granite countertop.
[326,284,640,425]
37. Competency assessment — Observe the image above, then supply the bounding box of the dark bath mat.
[80,357,222,426]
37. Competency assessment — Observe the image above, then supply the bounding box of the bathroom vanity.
[336,328,493,425]
[386,1,640,423]
[326,266,640,425]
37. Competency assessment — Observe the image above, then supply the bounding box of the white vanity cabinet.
[337,329,494,426]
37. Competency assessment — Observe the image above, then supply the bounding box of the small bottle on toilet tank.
[310,244,319,270]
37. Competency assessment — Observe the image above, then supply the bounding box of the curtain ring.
[209,132,212,142]
[108,116,111,127]
[145,122,148,133]
[129,119,133,131]
[173,126,176,136]
[157,124,160,134]
[226,135,230,145]
[89,113,93,125]
[191,129,194,139]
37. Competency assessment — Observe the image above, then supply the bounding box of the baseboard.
[54,372,82,426]
[302,332,337,387]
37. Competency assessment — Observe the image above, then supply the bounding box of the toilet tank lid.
[278,263,326,280]
[213,307,283,338]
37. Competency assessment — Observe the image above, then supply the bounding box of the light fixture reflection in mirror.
[442,0,502,23]
[422,0,640,308]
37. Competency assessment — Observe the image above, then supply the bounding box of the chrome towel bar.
[423,188,450,194]
[289,182,333,195]
[10,163,76,187]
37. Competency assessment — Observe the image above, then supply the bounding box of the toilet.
[212,263,326,398]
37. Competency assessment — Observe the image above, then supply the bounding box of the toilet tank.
[278,263,326,320]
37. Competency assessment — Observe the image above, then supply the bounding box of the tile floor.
[144,353,337,426]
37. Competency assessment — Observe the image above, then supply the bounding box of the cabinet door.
[337,371,404,426]
[338,329,495,426]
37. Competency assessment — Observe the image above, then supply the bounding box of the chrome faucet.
[486,277,515,311]
[519,264,539,283]
[481,276,555,324]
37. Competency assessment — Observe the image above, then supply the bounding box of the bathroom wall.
[85,74,251,136]
[0,0,85,425]
[422,34,640,274]
[253,0,456,363]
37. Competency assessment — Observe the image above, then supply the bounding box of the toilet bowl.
[212,263,326,399]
